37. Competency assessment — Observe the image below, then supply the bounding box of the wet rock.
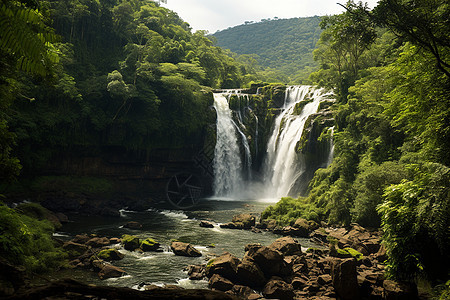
[109,237,121,244]
[220,222,243,229]
[170,241,202,257]
[331,258,360,300]
[269,236,302,256]
[140,238,160,252]
[72,234,90,244]
[232,213,256,229]
[236,259,266,288]
[98,264,127,280]
[250,246,285,277]
[187,265,205,280]
[124,221,142,229]
[96,248,124,261]
[209,274,234,292]
[318,274,332,285]
[263,278,295,300]
[291,276,308,289]
[383,280,418,300]
[244,243,262,253]
[63,241,88,258]
[199,220,215,228]
[206,252,240,280]
[121,235,140,251]
[228,285,255,299]
[86,237,110,248]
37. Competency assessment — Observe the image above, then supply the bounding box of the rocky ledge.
[193,216,419,300]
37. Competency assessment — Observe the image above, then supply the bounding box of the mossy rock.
[97,248,124,261]
[140,238,160,252]
[330,246,364,260]
[121,234,140,251]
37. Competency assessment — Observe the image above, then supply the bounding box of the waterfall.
[263,86,331,198]
[212,93,244,197]
[325,126,335,167]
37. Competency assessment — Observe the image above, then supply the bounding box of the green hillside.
[213,17,322,83]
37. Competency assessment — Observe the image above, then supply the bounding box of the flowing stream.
[55,200,318,289]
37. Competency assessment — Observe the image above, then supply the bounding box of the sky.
[161,0,379,33]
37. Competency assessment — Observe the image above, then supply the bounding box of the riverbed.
[54,198,318,290]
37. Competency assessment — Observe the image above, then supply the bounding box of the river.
[54,198,318,290]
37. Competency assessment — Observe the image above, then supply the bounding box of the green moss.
[121,234,140,251]
[140,238,160,251]
[293,99,313,115]
[343,247,364,260]
[97,248,124,261]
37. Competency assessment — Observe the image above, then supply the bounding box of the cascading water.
[212,93,244,197]
[263,86,332,198]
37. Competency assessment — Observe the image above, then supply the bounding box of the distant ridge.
[213,16,322,83]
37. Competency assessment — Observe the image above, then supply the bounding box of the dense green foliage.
[0,203,66,273]
[213,17,322,83]
[0,0,259,177]
[262,0,450,283]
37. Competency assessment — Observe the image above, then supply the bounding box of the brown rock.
[232,213,256,228]
[331,258,360,300]
[62,241,88,257]
[250,246,285,277]
[229,285,254,298]
[209,274,234,292]
[236,259,266,288]
[86,237,110,248]
[269,236,302,256]
[123,221,142,229]
[263,279,295,300]
[72,234,90,244]
[109,237,121,244]
[187,265,205,280]
[220,222,243,229]
[170,242,202,257]
[206,252,240,280]
[199,220,215,228]
[291,276,308,289]
[318,274,332,285]
[98,264,127,280]
[383,280,418,300]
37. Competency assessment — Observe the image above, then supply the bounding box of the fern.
[0,2,59,75]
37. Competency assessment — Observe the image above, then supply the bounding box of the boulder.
[293,218,312,234]
[236,259,266,288]
[97,249,124,261]
[232,214,256,229]
[199,220,215,228]
[121,235,140,251]
[72,234,90,244]
[249,246,285,277]
[263,278,295,300]
[62,241,88,257]
[220,222,243,229]
[124,221,142,229]
[206,252,240,280]
[331,258,360,300]
[279,226,310,237]
[98,264,127,280]
[186,265,205,280]
[269,236,302,256]
[208,274,234,292]
[383,280,418,300]
[170,241,202,257]
[109,237,121,244]
[229,285,255,299]
[86,237,110,248]
[140,238,160,252]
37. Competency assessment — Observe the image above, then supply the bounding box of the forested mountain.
[213,17,322,83]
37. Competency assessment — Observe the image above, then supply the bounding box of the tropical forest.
[0,0,449,299]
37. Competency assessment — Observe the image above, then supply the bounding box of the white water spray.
[263,86,332,198]
[212,93,244,197]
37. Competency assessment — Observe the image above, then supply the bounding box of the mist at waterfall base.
[212,86,334,201]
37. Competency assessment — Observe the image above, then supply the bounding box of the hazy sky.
[161,0,379,33]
